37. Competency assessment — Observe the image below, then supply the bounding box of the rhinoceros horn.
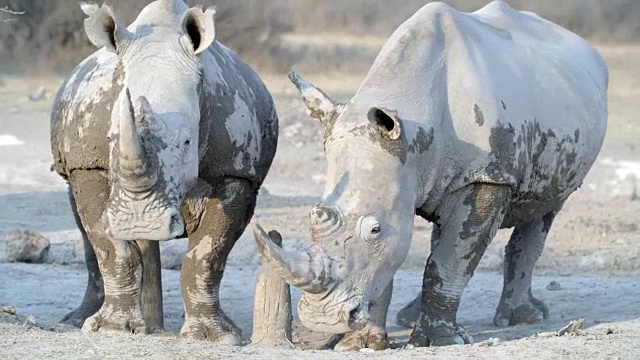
[117,89,157,192]
[253,224,337,294]
[288,71,343,127]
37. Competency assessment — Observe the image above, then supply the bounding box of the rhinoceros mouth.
[297,292,368,334]
[106,193,185,241]
[107,210,184,241]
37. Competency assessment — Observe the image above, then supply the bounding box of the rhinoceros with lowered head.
[254,1,608,350]
[50,0,278,344]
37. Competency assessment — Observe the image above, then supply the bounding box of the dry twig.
[1,6,24,22]
[557,319,586,336]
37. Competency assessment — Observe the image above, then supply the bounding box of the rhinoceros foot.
[409,318,473,347]
[494,295,549,327]
[60,283,104,328]
[60,303,102,328]
[80,303,147,335]
[327,324,389,352]
[395,293,421,329]
[180,313,242,345]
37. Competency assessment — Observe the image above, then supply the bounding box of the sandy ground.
[1,263,640,359]
[0,40,639,359]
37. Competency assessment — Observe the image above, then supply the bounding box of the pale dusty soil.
[1,263,640,359]
[0,42,639,359]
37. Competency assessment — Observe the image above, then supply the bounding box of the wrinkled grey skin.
[51,0,277,344]
[255,1,607,350]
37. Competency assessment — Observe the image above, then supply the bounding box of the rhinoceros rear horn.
[288,71,342,127]
[117,90,157,191]
[253,224,336,294]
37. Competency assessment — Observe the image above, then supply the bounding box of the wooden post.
[136,240,164,332]
[251,230,293,348]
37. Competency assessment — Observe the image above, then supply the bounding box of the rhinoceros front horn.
[253,224,336,294]
[117,89,157,192]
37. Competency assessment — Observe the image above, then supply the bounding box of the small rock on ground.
[546,280,562,291]
[3,230,50,263]
[1,306,17,315]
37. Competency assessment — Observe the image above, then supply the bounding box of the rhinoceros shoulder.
[51,49,123,178]
[195,42,278,186]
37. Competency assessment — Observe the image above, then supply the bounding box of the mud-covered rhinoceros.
[50,0,277,344]
[254,1,608,351]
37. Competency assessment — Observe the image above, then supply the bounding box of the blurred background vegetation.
[1,0,639,74]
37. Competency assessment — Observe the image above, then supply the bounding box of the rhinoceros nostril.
[168,210,184,237]
[310,206,347,243]
[348,306,368,331]
[348,307,359,322]
[310,206,330,223]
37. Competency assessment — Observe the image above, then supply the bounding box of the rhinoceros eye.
[359,216,382,242]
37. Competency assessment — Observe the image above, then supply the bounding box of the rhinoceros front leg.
[396,219,438,329]
[60,189,104,327]
[179,178,256,345]
[493,210,558,327]
[67,170,147,334]
[410,184,510,347]
[331,281,393,351]
[63,184,164,332]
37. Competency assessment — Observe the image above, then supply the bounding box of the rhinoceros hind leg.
[395,293,421,329]
[60,202,104,327]
[179,178,257,345]
[493,210,558,327]
[68,170,147,335]
[61,181,105,327]
[409,184,510,347]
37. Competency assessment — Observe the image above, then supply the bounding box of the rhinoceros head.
[254,72,419,333]
[81,0,216,241]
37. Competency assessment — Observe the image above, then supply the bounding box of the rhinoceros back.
[343,1,607,222]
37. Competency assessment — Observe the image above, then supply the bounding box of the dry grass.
[281,0,640,39]
[0,0,276,73]
[2,40,638,116]
[0,0,639,74]
[597,44,640,157]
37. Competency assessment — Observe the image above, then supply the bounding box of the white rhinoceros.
[50,0,278,344]
[255,1,608,350]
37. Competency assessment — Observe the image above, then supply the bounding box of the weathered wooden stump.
[251,230,294,348]
[136,240,164,332]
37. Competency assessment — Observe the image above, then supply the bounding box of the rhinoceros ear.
[181,7,216,55]
[288,71,342,127]
[368,106,402,140]
[81,2,132,53]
